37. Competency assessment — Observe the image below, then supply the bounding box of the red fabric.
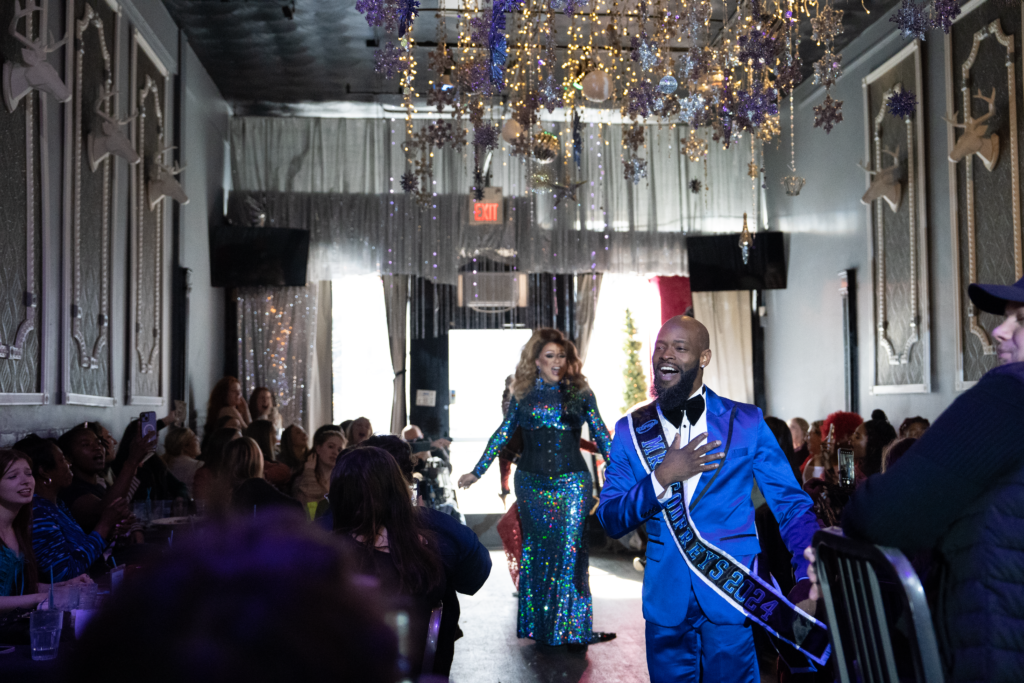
[499,458,512,494]
[496,503,522,589]
[651,276,692,324]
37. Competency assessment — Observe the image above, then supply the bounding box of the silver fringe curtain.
[236,285,318,432]
[382,275,409,434]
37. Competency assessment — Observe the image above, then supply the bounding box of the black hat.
[968,275,1024,315]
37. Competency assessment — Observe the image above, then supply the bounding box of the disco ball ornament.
[501,119,523,143]
[549,0,567,11]
[581,70,612,102]
[531,132,559,164]
[659,75,678,95]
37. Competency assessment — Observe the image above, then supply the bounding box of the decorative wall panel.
[946,0,1024,389]
[0,2,46,403]
[127,31,168,405]
[63,0,121,405]
[863,42,930,394]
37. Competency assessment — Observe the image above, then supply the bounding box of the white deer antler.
[972,87,997,126]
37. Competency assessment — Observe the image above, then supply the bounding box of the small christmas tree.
[622,308,648,413]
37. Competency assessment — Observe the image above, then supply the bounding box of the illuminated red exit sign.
[470,188,503,224]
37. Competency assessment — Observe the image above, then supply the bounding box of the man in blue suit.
[597,316,819,682]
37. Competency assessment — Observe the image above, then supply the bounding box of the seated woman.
[248,387,283,434]
[193,427,242,503]
[244,420,291,489]
[331,447,491,676]
[278,424,308,474]
[292,429,346,518]
[14,436,128,581]
[203,377,252,440]
[223,438,301,515]
[163,427,204,497]
[0,449,91,610]
[58,425,155,533]
[346,417,373,446]
[113,420,190,502]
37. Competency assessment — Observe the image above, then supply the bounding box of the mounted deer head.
[88,84,140,171]
[943,87,1000,172]
[147,146,188,210]
[858,144,903,212]
[3,0,70,112]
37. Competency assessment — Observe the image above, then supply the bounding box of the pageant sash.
[628,401,831,667]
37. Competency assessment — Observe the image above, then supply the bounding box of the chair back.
[813,529,944,683]
[420,601,444,675]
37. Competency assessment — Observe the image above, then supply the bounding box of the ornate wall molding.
[127,29,168,406]
[863,41,930,395]
[946,0,1024,390]
[63,0,121,406]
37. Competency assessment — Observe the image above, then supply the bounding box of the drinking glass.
[78,583,98,609]
[132,500,150,525]
[29,610,63,661]
[52,585,80,611]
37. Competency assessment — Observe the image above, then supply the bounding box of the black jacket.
[843,362,1024,683]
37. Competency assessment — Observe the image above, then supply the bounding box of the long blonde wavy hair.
[511,328,588,400]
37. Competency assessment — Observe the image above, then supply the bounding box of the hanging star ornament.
[814,94,844,133]
[630,32,661,71]
[549,175,587,206]
[886,88,917,119]
[538,73,564,113]
[890,0,928,41]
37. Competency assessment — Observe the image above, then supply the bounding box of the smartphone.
[838,447,856,487]
[139,411,158,438]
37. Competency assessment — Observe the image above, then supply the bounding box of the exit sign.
[470,187,503,224]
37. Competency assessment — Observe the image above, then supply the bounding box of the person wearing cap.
[839,275,1024,683]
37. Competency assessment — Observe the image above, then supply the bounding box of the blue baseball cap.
[968,275,1024,315]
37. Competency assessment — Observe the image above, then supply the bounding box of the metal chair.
[420,601,444,675]
[813,529,944,683]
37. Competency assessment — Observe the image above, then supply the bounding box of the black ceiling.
[163,0,900,113]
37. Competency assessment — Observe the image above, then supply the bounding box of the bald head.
[662,316,710,353]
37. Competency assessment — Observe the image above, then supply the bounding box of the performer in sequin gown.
[458,328,616,649]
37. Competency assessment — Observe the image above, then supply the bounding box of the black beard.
[652,363,700,411]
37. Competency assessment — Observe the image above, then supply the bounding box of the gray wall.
[763,17,959,424]
[0,0,230,445]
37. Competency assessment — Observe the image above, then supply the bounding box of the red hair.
[821,411,863,444]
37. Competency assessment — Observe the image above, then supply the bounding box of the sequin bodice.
[473,379,612,477]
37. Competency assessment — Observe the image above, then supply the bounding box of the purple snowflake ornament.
[375,42,403,80]
[689,178,702,194]
[813,94,844,133]
[775,56,804,97]
[539,74,564,113]
[886,88,917,119]
[890,0,928,41]
[626,80,660,119]
[400,171,417,193]
[738,26,778,69]
[929,0,961,33]
[474,122,500,150]
[734,82,779,130]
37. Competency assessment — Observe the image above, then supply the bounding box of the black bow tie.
[663,393,706,429]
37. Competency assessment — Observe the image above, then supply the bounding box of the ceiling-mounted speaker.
[457,272,528,313]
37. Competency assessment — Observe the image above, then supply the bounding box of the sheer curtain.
[574,273,603,364]
[692,291,753,404]
[382,275,409,434]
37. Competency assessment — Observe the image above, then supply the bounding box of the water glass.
[132,500,150,525]
[52,585,80,611]
[153,500,171,520]
[30,610,63,661]
[78,583,98,609]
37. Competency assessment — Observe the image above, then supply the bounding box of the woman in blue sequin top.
[458,328,615,649]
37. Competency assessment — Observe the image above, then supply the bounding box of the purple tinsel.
[400,171,417,193]
[689,178,702,194]
[474,122,500,150]
[930,0,961,33]
[397,0,419,36]
[469,10,491,44]
[374,42,403,79]
[890,0,928,41]
[564,0,587,15]
[887,89,917,119]
[734,82,778,129]
[489,0,526,89]
[626,80,660,119]
[813,94,844,133]
[738,26,778,70]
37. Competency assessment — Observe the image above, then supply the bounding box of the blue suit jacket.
[596,389,819,627]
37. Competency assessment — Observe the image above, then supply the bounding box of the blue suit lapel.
[689,388,731,508]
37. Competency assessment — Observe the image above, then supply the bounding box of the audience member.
[204,376,252,439]
[803,411,862,483]
[58,425,155,533]
[898,416,930,439]
[163,427,204,497]
[765,416,801,484]
[244,420,291,488]
[70,513,399,683]
[346,417,373,446]
[248,386,283,434]
[113,420,190,502]
[842,274,1024,683]
[789,417,809,467]
[279,424,309,472]
[331,446,491,677]
[851,410,897,479]
[799,419,824,483]
[880,437,916,474]
[223,438,301,514]
[292,429,346,513]
[83,421,119,485]
[193,427,242,502]
[15,436,127,581]
[337,420,353,436]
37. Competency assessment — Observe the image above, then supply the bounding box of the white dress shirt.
[650,384,708,508]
